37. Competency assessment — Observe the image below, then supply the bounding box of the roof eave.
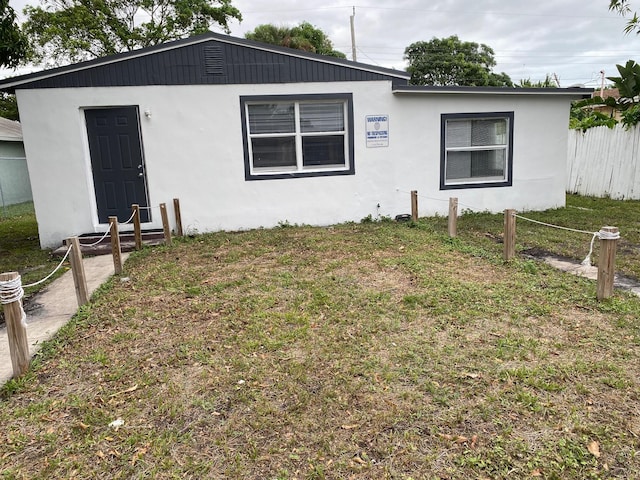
[392,85,593,98]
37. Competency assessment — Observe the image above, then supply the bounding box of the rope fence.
[0,274,28,337]
[401,189,621,301]
[397,189,479,212]
[0,272,29,377]
[513,213,594,235]
[78,229,111,248]
[23,244,73,289]
[78,206,150,248]
[0,275,25,308]
[0,198,184,380]
[75,199,183,251]
[119,209,137,225]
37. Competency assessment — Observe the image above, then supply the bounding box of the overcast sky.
[3,0,639,88]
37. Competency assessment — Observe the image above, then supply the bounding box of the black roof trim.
[0,31,409,90]
[392,84,593,98]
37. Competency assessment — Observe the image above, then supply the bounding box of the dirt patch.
[0,293,42,329]
[521,246,576,263]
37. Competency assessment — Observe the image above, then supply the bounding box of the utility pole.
[553,73,561,88]
[600,70,605,97]
[350,6,357,62]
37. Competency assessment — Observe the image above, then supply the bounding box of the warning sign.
[366,115,389,148]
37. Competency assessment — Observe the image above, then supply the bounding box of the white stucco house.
[0,32,590,248]
[0,117,32,208]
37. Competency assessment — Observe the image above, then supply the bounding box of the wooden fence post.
[109,216,123,275]
[504,209,516,261]
[160,203,172,246]
[597,226,619,300]
[411,190,418,222]
[173,198,183,237]
[448,197,458,238]
[67,237,89,306]
[0,272,30,377]
[132,204,142,250]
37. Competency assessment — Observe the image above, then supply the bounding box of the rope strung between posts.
[396,189,498,211]
[514,213,621,267]
[396,189,450,204]
[0,275,28,327]
[23,244,73,289]
[78,228,111,247]
[582,229,622,266]
[78,210,137,248]
[119,209,137,225]
[456,200,483,210]
[513,213,594,235]
[397,189,622,267]
[0,244,76,327]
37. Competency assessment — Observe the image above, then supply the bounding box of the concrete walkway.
[0,253,128,384]
[542,255,640,297]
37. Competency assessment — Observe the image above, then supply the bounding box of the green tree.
[245,21,346,58]
[0,0,29,68]
[569,101,618,131]
[23,0,242,66]
[0,93,19,120]
[404,35,512,87]
[569,60,640,130]
[607,60,640,127]
[608,59,640,98]
[610,0,640,34]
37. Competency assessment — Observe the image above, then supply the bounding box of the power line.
[239,4,625,21]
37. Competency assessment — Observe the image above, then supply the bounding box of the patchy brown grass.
[1,222,639,479]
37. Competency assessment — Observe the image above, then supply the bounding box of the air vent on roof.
[203,45,226,76]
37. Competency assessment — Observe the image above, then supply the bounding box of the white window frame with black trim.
[440,112,514,190]
[240,93,355,180]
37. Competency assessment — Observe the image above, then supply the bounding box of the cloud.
[5,0,637,86]
[231,0,632,85]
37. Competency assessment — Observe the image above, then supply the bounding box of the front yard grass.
[1,198,639,478]
[432,193,640,280]
[0,201,65,288]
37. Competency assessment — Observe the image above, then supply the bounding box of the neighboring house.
[0,32,590,248]
[0,117,32,208]
[591,88,622,120]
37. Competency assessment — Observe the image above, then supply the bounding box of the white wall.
[390,93,571,216]
[17,83,574,248]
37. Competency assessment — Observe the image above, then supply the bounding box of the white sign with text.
[366,115,389,147]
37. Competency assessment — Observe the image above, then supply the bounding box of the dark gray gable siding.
[15,39,407,89]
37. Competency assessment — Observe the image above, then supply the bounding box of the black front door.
[85,106,150,223]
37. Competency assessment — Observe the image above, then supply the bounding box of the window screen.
[441,112,513,189]
[242,95,353,180]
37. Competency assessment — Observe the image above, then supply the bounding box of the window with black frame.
[241,94,354,180]
[440,112,514,190]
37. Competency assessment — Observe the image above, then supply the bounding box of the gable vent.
[203,45,226,75]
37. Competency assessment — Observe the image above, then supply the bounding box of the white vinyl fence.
[567,124,640,199]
